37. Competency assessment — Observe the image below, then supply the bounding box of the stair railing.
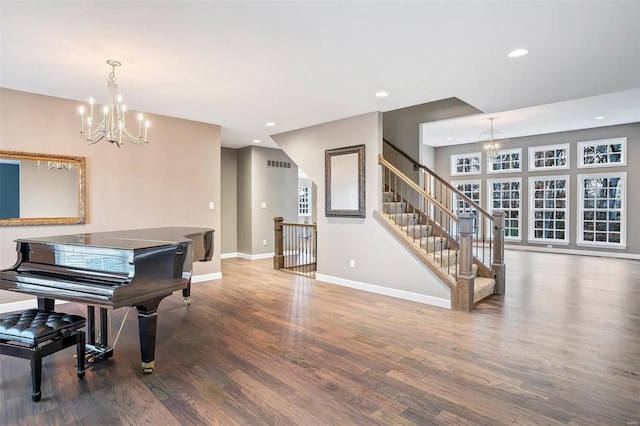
[380,139,505,296]
[274,217,317,277]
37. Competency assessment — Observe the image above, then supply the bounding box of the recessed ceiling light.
[446,137,453,140]
[375,91,389,98]
[508,48,529,58]
[253,139,261,143]
[266,122,276,127]
[595,116,605,120]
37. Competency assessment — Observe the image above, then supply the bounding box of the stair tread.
[474,277,496,302]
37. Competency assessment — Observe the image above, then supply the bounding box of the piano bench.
[0,309,86,402]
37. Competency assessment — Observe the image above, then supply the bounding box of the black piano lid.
[15,227,214,250]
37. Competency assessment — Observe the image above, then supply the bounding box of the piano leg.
[85,306,114,364]
[135,296,166,374]
[87,306,96,344]
[37,297,55,312]
[182,278,192,305]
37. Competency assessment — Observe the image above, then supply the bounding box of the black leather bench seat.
[0,309,86,346]
[0,308,86,401]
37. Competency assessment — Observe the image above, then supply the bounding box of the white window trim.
[577,137,627,168]
[451,179,482,212]
[487,148,522,174]
[576,172,626,249]
[487,177,522,242]
[528,175,570,245]
[528,143,570,171]
[450,152,482,176]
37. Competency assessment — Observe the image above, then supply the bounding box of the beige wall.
[0,88,221,305]
[273,112,451,307]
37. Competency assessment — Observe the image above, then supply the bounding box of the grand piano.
[0,227,214,373]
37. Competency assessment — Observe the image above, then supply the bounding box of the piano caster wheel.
[142,361,155,374]
[32,391,42,402]
[183,297,191,306]
[78,370,85,379]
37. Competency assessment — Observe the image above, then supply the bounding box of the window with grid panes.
[577,173,626,248]
[487,178,521,240]
[528,176,569,244]
[577,138,626,168]
[451,153,481,176]
[298,185,310,216]
[452,180,481,236]
[528,144,570,171]
[487,148,522,174]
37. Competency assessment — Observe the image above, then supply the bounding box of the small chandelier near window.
[79,60,149,148]
[477,117,507,161]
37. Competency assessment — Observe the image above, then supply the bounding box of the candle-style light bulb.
[117,94,122,103]
[79,106,85,134]
[137,113,143,136]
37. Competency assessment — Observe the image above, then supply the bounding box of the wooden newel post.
[492,211,506,295]
[455,213,475,312]
[274,217,284,270]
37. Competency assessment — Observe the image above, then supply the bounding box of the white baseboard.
[192,272,222,283]
[505,245,640,260]
[221,252,238,259]
[0,299,70,315]
[315,273,451,310]
[237,252,274,260]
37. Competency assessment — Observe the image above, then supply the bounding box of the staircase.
[377,143,505,312]
[380,190,496,305]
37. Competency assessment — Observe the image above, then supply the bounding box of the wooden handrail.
[379,155,459,224]
[382,139,493,218]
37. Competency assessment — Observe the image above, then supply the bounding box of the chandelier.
[37,160,76,171]
[477,117,507,161]
[79,60,149,147]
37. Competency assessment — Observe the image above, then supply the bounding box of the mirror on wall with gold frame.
[0,150,86,226]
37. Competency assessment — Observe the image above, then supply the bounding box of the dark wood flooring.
[1,250,639,425]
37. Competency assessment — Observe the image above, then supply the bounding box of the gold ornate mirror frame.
[0,150,86,226]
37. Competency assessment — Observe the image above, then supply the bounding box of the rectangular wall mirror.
[325,144,365,218]
[0,150,86,226]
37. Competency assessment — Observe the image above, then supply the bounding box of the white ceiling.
[1,1,639,150]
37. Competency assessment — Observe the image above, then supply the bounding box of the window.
[451,153,481,176]
[528,176,569,244]
[577,173,626,248]
[452,180,481,236]
[577,137,627,168]
[487,178,522,241]
[528,144,570,171]
[298,185,311,216]
[487,148,522,174]
[452,180,481,215]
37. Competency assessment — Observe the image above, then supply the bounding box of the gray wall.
[383,97,481,182]
[221,147,238,254]
[236,146,252,254]
[433,122,640,256]
[273,112,452,306]
[249,146,298,255]
[234,145,298,256]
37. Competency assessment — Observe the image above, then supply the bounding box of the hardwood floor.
[1,250,639,425]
